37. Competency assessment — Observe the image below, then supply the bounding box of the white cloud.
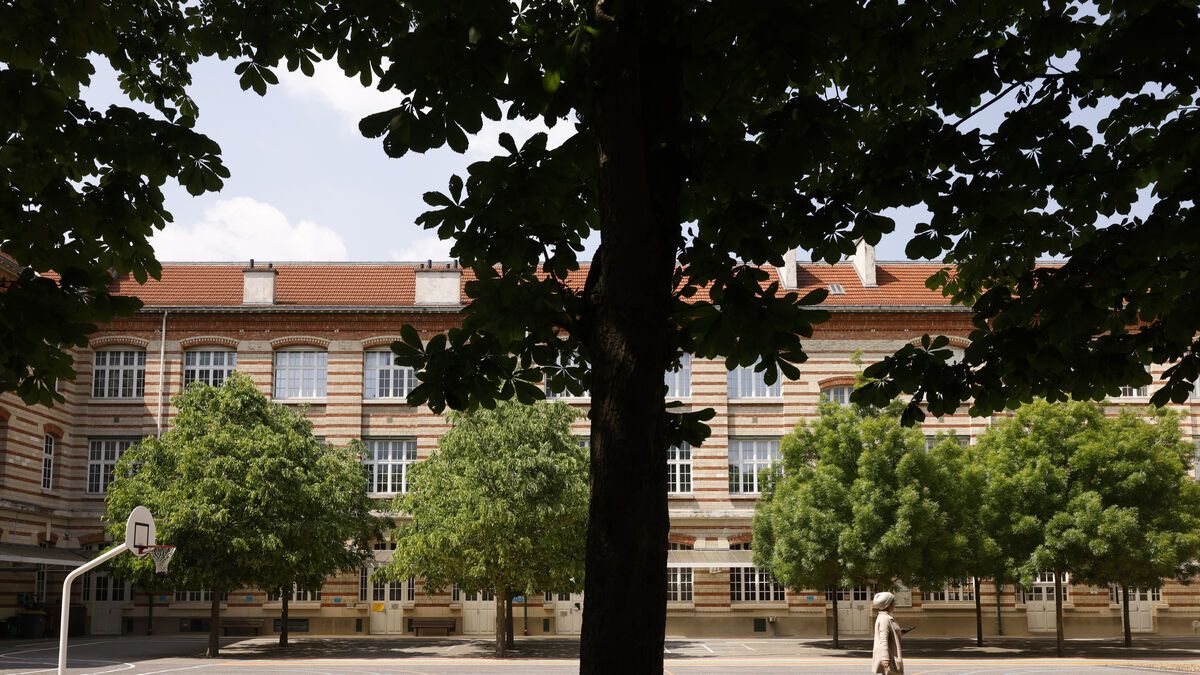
[278,61,575,158]
[389,233,454,262]
[151,197,349,261]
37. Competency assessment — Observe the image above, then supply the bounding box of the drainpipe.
[155,311,169,437]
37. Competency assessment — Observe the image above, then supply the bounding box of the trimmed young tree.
[976,399,1108,657]
[755,401,966,648]
[378,400,587,657]
[104,373,379,657]
[1034,409,1200,647]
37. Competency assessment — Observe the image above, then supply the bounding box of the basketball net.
[142,545,177,574]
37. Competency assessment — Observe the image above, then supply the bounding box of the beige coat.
[871,610,903,674]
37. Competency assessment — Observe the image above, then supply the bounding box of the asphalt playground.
[2,635,1199,674]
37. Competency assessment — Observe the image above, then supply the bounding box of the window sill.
[731,601,788,609]
[728,397,785,403]
[729,493,762,499]
[272,398,327,404]
[89,397,147,403]
[544,396,591,403]
[920,602,977,609]
[264,601,322,609]
[667,601,695,609]
[170,602,228,609]
[362,398,415,405]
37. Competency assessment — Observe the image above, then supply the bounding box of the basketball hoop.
[142,545,176,574]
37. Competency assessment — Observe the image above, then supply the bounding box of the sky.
[83,57,971,264]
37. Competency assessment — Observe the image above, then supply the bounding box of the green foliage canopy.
[378,400,587,598]
[104,373,379,612]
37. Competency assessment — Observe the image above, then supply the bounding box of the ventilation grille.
[827,283,846,295]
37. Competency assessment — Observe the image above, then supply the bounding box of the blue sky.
[86,57,960,264]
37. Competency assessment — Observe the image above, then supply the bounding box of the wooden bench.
[410,617,456,636]
[222,618,265,636]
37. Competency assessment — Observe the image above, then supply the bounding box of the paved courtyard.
[2,635,1199,674]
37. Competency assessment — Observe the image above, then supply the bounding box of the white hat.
[872,591,896,610]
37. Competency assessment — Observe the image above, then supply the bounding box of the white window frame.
[667,567,693,602]
[667,443,692,494]
[364,439,418,495]
[820,385,853,406]
[174,589,227,603]
[267,584,320,603]
[727,362,782,399]
[730,566,785,603]
[1118,366,1151,398]
[42,435,55,490]
[665,354,692,399]
[927,578,975,603]
[87,439,134,494]
[1109,585,1161,604]
[728,439,780,495]
[92,349,146,399]
[364,349,416,399]
[273,349,328,399]
[183,349,237,388]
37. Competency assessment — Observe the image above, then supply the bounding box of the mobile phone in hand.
[901,626,917,634]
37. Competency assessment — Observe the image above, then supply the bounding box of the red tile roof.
[93,260,959,309]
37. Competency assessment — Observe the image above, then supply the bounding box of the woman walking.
[872,591,904,674]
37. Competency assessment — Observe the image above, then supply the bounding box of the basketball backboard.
[125,505,156,556]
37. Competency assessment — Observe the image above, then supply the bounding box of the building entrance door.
[828,587,871,635]
[368,577,407,634]
[1024,572,1067,632]
[86,570,126,635]
[549,592,583,635]
[462,590,496,635]
[1113,586,1159,633]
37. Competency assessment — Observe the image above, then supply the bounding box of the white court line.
[735,642,755,651]
[701,643,714,653]
[134,665,216,675]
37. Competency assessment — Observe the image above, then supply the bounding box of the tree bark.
[1121,585,1132,647]
[831,591,840,649]
[505,591,515,650]
[494,591,507,658]
[1054,571,1064,658]
[147,590,154,636]
[994,577,1004,636]
[207,587,221,658]
[974,577,983,646]
[280,590,289,647]
[580,1,682,673]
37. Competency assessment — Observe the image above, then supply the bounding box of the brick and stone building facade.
[2,246,1198,639]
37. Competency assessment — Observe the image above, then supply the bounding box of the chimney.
[414,260,462,305]
[243,260,278,305]
[777,248,798,289]
[851,239,877,287]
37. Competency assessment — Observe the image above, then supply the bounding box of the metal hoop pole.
[58,542,128,675]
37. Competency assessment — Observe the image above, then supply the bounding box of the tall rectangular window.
[174,589,227,603]
[364,349,416,399]
[727,363,782,398]
[41,435,54,490]
[87,439,134,494]
[730,567,785,602]
[665,354,692,398]
[928,578,975,602]
[667,443,692,494]
[183,349,237,387]
[360,567,370,602]
[667,568,693,602]
[92,350,146,398]
[274,350,328,399]
[364,439,418,495]
[728,439,780,494]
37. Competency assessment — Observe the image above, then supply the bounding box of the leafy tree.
[976,399,1107,657]
[13,2,1198,669]
[378,400,587,657]
[755,402,966,647]
[0,2,228,405]
[1032,409,1200,647]
[104,373,379,657]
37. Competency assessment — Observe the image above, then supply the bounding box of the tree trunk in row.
[831,592,841,649]
[505,591,515,650]
[1121,585,1132,648]
[494,590,508,658]
[207,587,221,658]
[1054,571,1065,658]
[280,590,290,647]
[994,577,1004,636]
[580,1,682,673]
[974,577,983,646]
